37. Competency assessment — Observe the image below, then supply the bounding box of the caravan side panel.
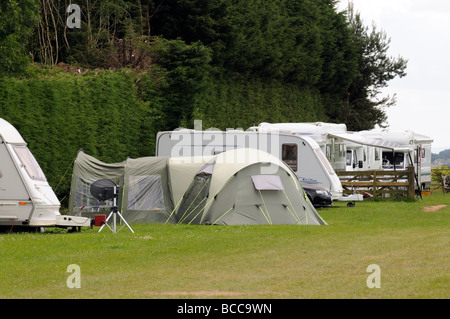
[421,144,432,188]
[0,143,32,224]
[0,143,29,199]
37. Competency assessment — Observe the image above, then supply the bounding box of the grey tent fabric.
[190,163,326,225]
[197,163,215,175]
[69,151,126,217]
[68,148,326,226]
[122,156,174,223]
[69,150,174,223]
[175,161,216,224]
[251,175,285,191]
[176,170,212,224]
[126,175,164,210]
[171,149,326,225]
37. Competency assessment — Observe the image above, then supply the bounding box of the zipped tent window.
[251,175,285,191]
[73,177,115,212]
[13,146,46,181]
[282,143,297,171]
[127,175,165,211]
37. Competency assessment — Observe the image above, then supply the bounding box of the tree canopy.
[3,0,407,130]
[338,4,408,130]
[0,0,39,74]
[0,0,409,204]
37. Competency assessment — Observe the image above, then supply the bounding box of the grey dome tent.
[68,149,326,225]
[171,148,326,225]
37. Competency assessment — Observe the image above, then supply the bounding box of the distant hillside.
[432,149,450,167]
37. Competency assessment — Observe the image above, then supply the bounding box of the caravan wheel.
[67,226,81,233]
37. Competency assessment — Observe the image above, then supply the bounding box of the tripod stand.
[98,186,134,234]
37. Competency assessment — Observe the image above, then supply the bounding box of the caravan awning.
[328,133,411,151]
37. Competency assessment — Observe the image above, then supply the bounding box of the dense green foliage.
[28,0,407,130]
[0,0,39,74]
[0,68,163,200]
[338,5,407,130]
[194,72,325,129]
[0,0,408,204]
[152,0,356,88]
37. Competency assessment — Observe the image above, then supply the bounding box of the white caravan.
[257,122,433,189]
[357,130,433,189]
[155,129,359,201]
[257,122,389,172]
[0,118,91,230]
[257,122,349,171]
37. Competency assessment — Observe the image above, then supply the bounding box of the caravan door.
[0,143,32,224]
[381,151,407,170]
[346,149,357,171]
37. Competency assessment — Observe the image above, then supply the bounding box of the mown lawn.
[0,192,448,299]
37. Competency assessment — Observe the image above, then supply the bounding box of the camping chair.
[441,175,450,194]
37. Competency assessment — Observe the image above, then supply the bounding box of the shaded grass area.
[0,193,448,299]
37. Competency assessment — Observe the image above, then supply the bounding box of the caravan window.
[325,145,331,161]
[414,148,425,163]
[374,148,380,161]
[346,150,352,166]
[13,146,47,181]
[282,144,297,171]
[382,152,405,169]
[316,149,336,175]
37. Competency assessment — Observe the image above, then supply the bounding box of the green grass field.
[1,192,449,299]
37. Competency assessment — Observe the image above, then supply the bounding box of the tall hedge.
[0,68,163,204]
[0,64,329,206]
[194,72,325,130]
